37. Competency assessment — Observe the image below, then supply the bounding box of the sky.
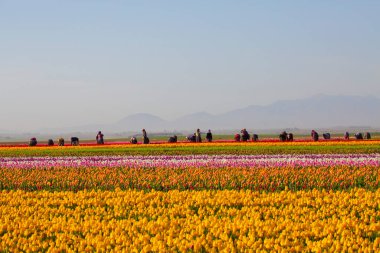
[0,1,379,131]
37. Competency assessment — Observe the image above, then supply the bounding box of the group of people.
[28,128,373,146]
[130,129,150,144]
[311,130,371,141]
[232,129,373,143]
[30,131,103,146]
[345,131,371,140]
[129,129,213,144]
[234,129,260,142]
[29,136,79,146]
[185,129,213,143]
[279,131,293,142]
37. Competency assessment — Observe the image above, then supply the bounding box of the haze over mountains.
[24,94,379,135]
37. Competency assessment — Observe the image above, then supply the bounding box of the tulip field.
[0,141,379,252]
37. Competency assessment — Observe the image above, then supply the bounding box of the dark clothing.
[168,135,177,143]
[355,133,363,140]
[187,134,196,142]
[71,137,79,146]
[96,133,104,145]
[311,130,319,141]
[47,139,54,146]
[279,132,287,142]
[195,131,202,143]
[241,130,250,142]
[142,130,149,144]
[312,132,319,141]
[29,138,37,146]
[206,132,212,142]
[234,134,241,142]
[241,134,250,141]
[252,134,259,142]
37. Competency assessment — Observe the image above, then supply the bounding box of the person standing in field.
[206,129,213,142]
[142,129,149,144]
[311,130,319,141]
[195,129,202,142]
[241,128,250,142]
[96,131,104,144]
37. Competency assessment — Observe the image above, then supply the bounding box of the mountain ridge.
[6,94,380,134]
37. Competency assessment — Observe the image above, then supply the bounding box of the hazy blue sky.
[1,1,379,131]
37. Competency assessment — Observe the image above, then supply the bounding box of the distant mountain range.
[30,94,380,134]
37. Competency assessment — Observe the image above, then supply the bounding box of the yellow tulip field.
[0,141,379,252]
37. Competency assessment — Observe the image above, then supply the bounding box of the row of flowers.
[0,140,378,157]
[0,189,379,252]
[0,164,378,191]
[1,154,379,169]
